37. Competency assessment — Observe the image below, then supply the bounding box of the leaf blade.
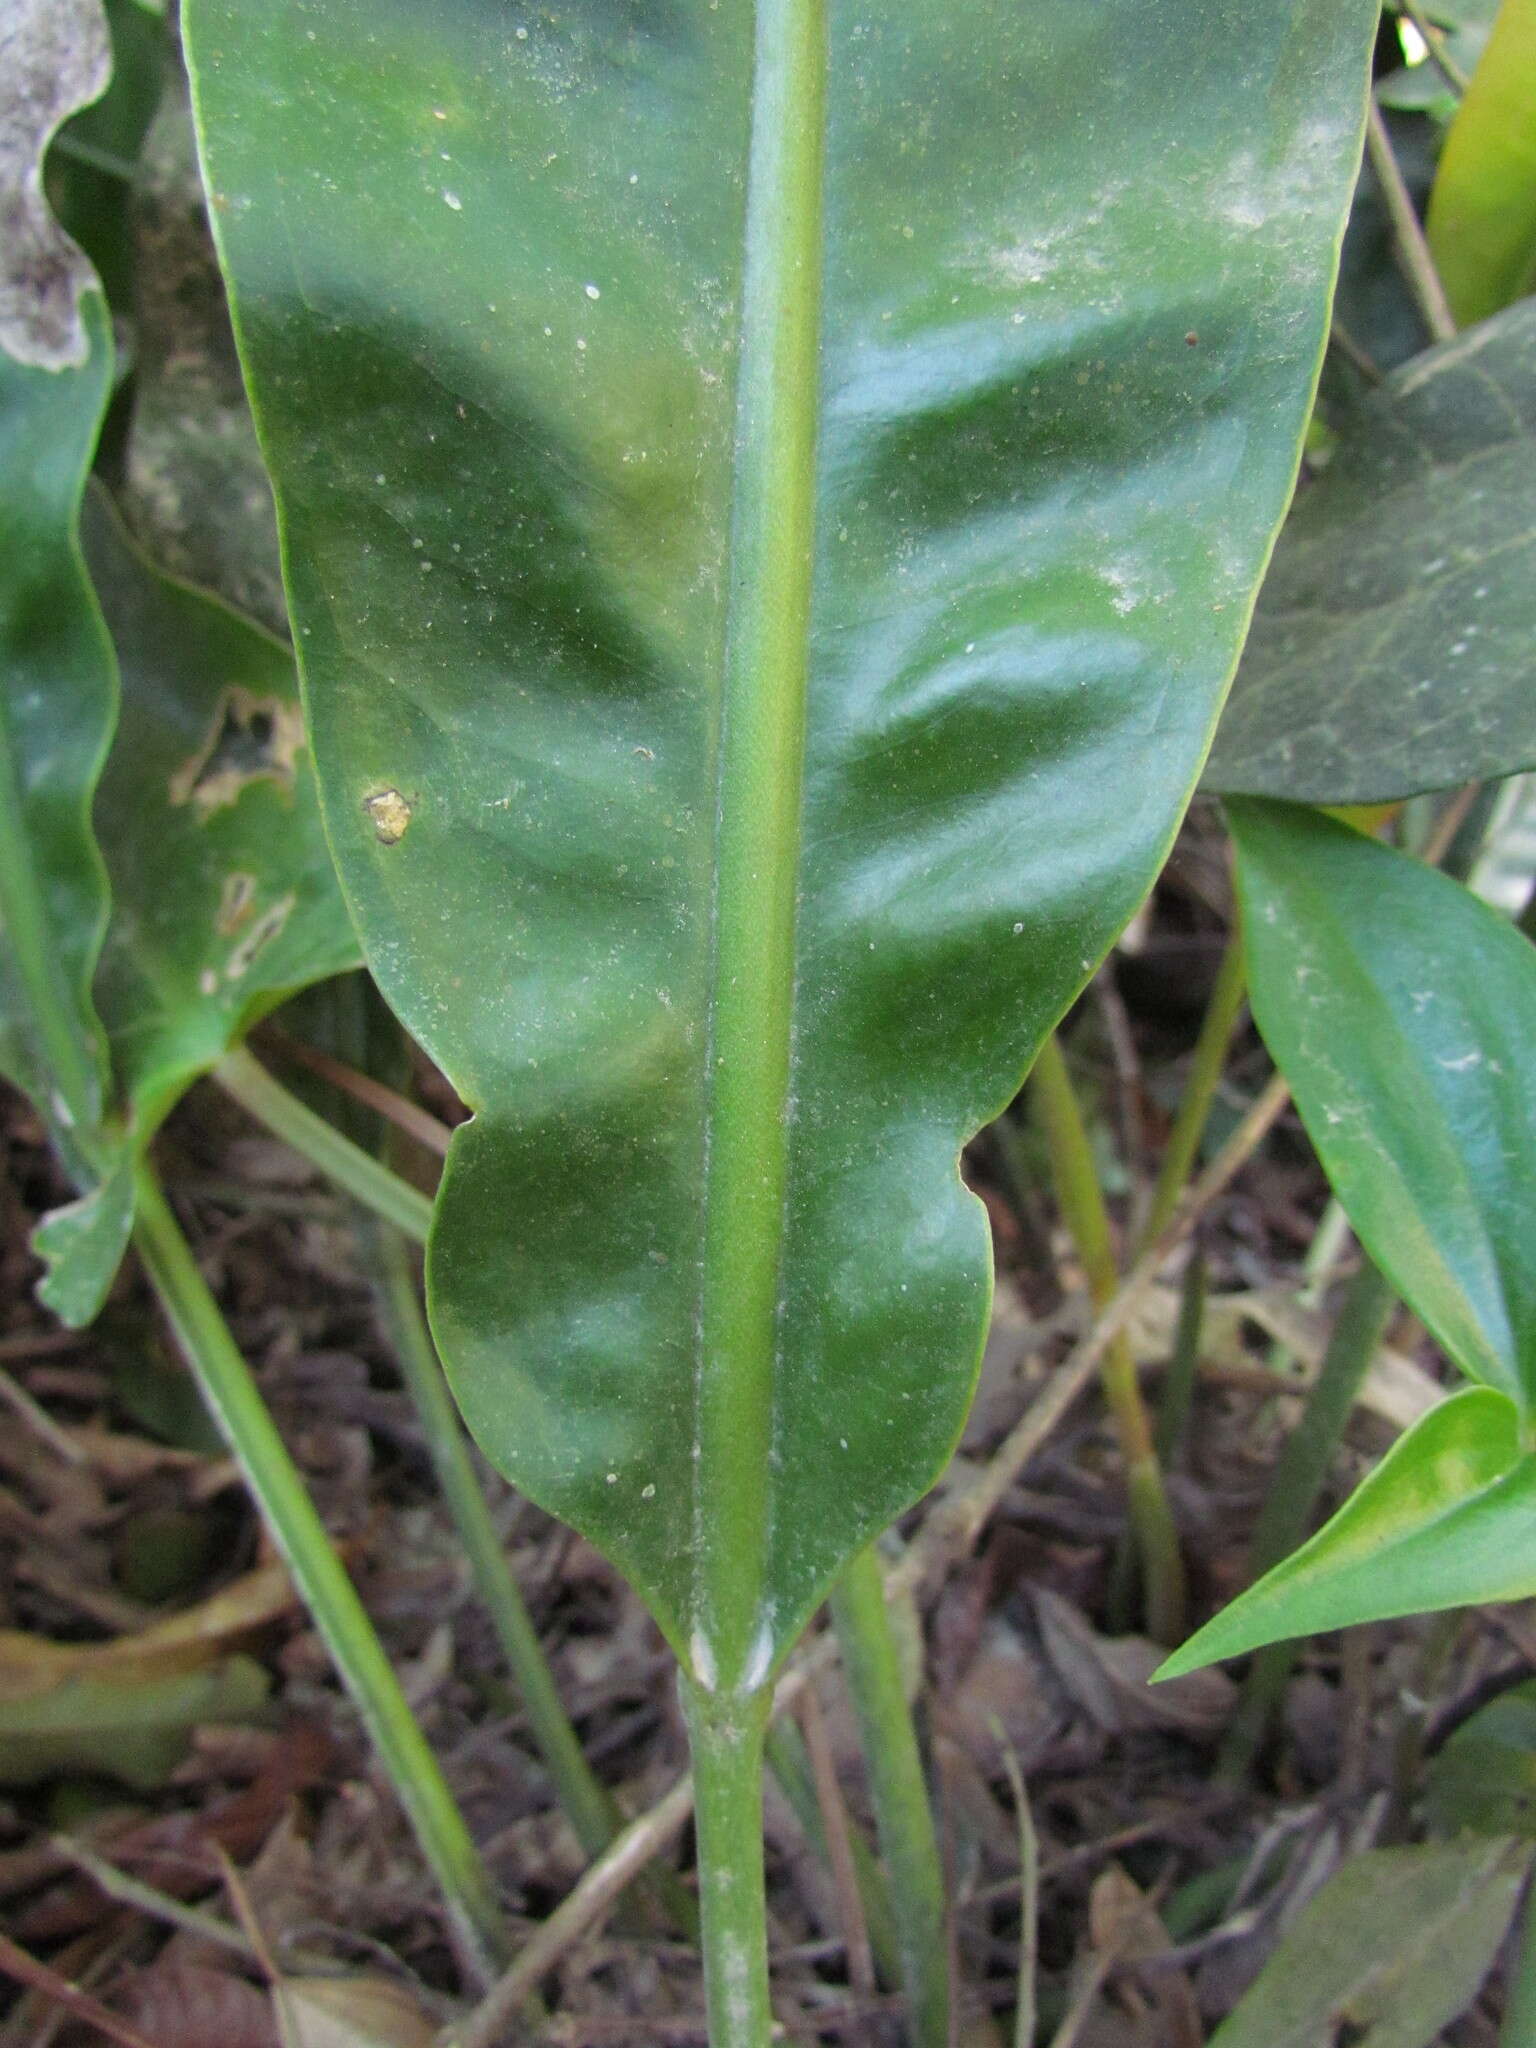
[1205,303,1536,803]
[1157,1387,1536,1676]
[1230,798,1536,1408]
[187,0,1378,1685]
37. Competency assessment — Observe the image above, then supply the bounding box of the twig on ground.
[0,1932,158,2048]
[445,1773,698,2048]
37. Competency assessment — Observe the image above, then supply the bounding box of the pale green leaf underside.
[1206,1836,1530,2048]
[188,0,1376,1690]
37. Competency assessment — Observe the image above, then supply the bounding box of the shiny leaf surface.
[1206,304,1536,803]
[1157,1387,1536,1674]
[1204,1835,1530,2048]
[1230,799,1536,1410]
[187,0,1376,1692]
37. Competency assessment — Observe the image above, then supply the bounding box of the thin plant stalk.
[828,1543,950,2048]
[1032,1032,1186,1643]
[1502,1872,1536,2045]
[1137,935,1247,1255]
[1154,1248,1207,1468]
[130,1160,506,1980]
[373,1222,620,1862]
[1218,1256,1396,1778]
[217,1053,685,1916]
[681,1679,774,2048]
[764,1720,901,1987]
[215,1045,433,1243]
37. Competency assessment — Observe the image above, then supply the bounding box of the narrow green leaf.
[1427,0,1536,324]
[1156,1387,1536,1675]
[1205,1836,1530,2048]
[84,488,361,1135]
[186,0,1377,1693]
[1206,303,1536,803]
[0,0,132,1321]
[1230,799,1536,1410]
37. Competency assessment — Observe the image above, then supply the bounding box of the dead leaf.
[276,1974,439,2048]
[0,0,111,367]
[118,1961,278,2048]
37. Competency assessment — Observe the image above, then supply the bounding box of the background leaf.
[1229,799,1536,1408]
[85,488,361,1136]
[188,0,1376,1690]
[1204,1836,1530,2048]
[1157,1387,1536,1674]
[1206,303,1536,803]
[1427,0,1536,324]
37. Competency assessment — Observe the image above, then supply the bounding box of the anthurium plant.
[16,1,1536,2042]
[177,0,1382,2033]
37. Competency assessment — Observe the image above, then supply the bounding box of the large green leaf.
[84,487,361,1136]
[1157,1387,1536,1674]
[1204,1835,1530,2048]
[1230,800,1536,1409]
[1427,0,1536,325]
[186,0,1376,1694]
[1206,303,1536,803]
[0,0,132,1320]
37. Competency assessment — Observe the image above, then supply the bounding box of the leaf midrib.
[691,0,828,1700]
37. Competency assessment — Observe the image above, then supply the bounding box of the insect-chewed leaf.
[84,488,361,1136]
[187,0,1377,1693]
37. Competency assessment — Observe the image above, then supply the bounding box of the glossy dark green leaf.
[1204,1835,1530,2048]
[84,488,361,1135]
[1229,800,1536,1410]
[1206,303,1536,803]
[187,0,1377,1695]
[1157,1387,1536,1675]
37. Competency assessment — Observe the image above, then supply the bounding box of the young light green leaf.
[1427,0,1536,324]
[84,488,361,1136]
[1229,799,1536,1411]
[1204,1836,1531,2048]
[1156,1387,1536,1676]
[186,0,1378,1697]
[1206,303,1536,804]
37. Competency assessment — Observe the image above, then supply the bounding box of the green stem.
[1502,1872,1536,2045]
[1219,1257,1396,1779]
[763,1721,901,1988]
[682,1680,774,2048]
[130,1160,506,1980]
[1154,1248,1206,1468]
[1032,1033,1186,1643]
[216,1053,695,1932]
[828,1545,950,2048]
[373,1224,618,1862]
[1137,936,1247,1256]
[213,1047,433,1244]
[0,715,107,1177]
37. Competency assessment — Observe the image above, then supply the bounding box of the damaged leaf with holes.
[86,487,360,1137]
